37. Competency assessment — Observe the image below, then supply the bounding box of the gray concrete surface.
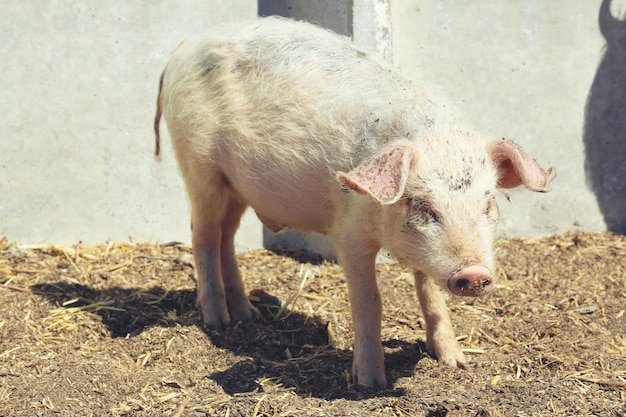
[1,1,260,250]
[392,1,613,237]
[1,1,622,250]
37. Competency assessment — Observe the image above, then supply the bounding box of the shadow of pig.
[584,0,626,233]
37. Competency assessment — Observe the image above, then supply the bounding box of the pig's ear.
[487,138,556,192]
[337,141,418,205]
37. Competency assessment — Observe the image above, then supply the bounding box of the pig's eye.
[423,204,441,223]
[484,196,499,221]
[407,198,441,224]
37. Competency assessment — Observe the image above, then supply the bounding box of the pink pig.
[154,17,555,389]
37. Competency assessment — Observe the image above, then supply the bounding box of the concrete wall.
[1,1,622,250]
[0,1,260,250]
[392,1,613,236]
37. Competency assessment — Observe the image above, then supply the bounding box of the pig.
[154,17,555,389]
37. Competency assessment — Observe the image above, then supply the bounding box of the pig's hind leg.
[218,194,258,323]
[414,271,467,369]
[189,178,254,330]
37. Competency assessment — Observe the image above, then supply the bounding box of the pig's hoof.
[229,302,258,324]
[201,300,258,331]
[355,381,385,392]
[202,316,231,332]
[427,338,467,369]
[199,305,232,331]
[432,345,467,369]
[352,366,387,390]
[228,294,258,323]
[202,319,230,332]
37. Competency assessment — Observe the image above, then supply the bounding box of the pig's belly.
[228,173,336,234]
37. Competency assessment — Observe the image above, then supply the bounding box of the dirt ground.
[1,231,625,416]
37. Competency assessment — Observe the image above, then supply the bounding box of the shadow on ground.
[29,281,428,399]
[30,282,199,337]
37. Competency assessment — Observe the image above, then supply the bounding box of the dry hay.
[0,232,625,416]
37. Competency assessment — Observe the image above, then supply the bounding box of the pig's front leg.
[336,241,386,389]
[414,270,466,368]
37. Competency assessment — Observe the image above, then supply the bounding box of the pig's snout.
[448,264,494,297]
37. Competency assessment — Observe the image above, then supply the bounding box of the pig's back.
[160,17,449,232]
[163,17,434,161]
